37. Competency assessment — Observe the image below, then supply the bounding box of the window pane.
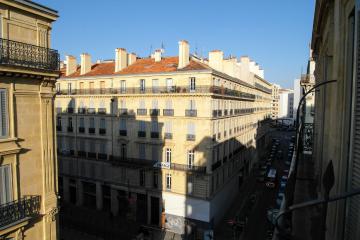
[0,165,13,204]
[0,89,7,137]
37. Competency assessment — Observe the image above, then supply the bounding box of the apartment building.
[0,1,59,240]
[55,41,272,237]
[310,0,360,239]
[271,84,280,119]
[278,88,294,122]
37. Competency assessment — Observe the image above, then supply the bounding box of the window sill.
[0,137,18,143]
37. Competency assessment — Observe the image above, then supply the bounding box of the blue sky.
[37,0,315,89]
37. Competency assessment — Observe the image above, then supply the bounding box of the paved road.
[214,129,294,240]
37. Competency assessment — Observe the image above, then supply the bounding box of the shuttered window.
[0,89,8,138]
[0,165,13,204]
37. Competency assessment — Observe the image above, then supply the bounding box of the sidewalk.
[292,153,322,240]
[214,173,257,239]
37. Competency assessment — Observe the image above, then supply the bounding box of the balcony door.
[0,165,12,204]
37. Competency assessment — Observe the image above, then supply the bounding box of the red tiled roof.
[60,57,209,78]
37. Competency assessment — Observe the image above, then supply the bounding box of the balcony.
[97,108,106,114]
[137,109,147,116]
[0,196,41,229]
[224,109,228,116]
[218,110,222,117]
[186,134,196,141]
[212,110,218,117]
[67,126,73,132]
[67,108,74,113]
[119,130,127,136]
[56,125,62,131]
[77,151,86,157]
[99,128,106,135]
[87,108,96,114]
[98,153,107,160]
[170,163,206,174]
[0,38,59,71]
[164,132,173,139]
[151,132,159,139]
[88,152,96,159]
[78,108,86,114]
[79,127,85,133]
[150,109,159,116]
[56,85,256,100]
[163,109,174,116]
[185,109,197,117]
[88,127,95,134]
[138,131,146,138]
[118,108,128,115]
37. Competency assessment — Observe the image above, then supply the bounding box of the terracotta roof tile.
[60,57,209,78]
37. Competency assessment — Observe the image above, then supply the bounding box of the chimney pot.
[115,48,128,72]
[80,53,92,75]
[154,49,162,62]
[178,40,190,69]
[65,55,77,76]
[209,50,224,72]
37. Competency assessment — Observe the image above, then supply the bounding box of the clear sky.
[37,0,315,89]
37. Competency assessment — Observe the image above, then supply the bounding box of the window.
[165,148,172,164]
[153,171,159,188]
[89,117,95,128]
[120,80,126,93]
[0,89,8,137]
[79,118,85,127]
[187,175,194,194]
[67,83,72,94]
[187,122,195,137]
[56,116,62,127]
[152,146,159,161]
[165,99,172,109]
[189,77,196,91]
[152,79,159,93]
[140,79,146,92]
[139,121,146,131]
[166,78,173,92]
[140,170,145,186]
[68,117,73,128]
[166,174,171,190]
[165,121,172,133]
[139,143,146,159]
[139,99,146,109]
[100,81,105,93]
[56,83,61,93]
[100,118,106,129]
[120,119,126,130]
[100,141,107,154]
[0,165,13,204]
[189,100,196,110]
[121,143,127,159]
[188,150,195,167]
[151,121,159,133]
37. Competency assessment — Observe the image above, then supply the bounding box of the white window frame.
[188,150,195,167]
[120,80,126,93]
[189,77,196,92]
[165,148,172,164]
[166,173,171,190]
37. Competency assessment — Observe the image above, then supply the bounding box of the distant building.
[55,40,273,237]
[278,88,294,120]
[271,84,281,119]
[293,78,301,118]
[0,1,59,239]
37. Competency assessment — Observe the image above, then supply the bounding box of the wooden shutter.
[0,89,7,137]
[347,3,360,240]
[0,165,12,204]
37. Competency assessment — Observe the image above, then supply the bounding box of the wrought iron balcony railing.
[57,85,256,100]
[163,109,174,116]
[0,196,41,228]
[0,38,59,71]
[185,109,197,117]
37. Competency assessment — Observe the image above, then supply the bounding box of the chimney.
[154,49,162,62]
[66,55,77,76]
[128,52,137,65]
[80,53,92,75]
[209,50,224,72]
[178,40,190,69]
[115,48,127,72]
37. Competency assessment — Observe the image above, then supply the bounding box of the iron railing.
[0,38,59,71]
[57,85,256,100]
[0,196,41,228]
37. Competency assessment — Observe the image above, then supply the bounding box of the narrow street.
[215,129,294,240]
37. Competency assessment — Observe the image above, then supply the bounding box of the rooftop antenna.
[161,42,165,54]
[149,45,153,57]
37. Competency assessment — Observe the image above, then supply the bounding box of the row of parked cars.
[267,135,295,239]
